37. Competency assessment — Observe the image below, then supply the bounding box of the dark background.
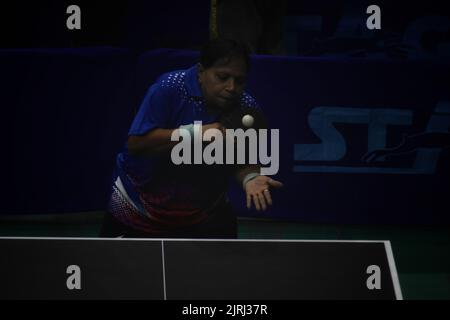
[0,0,449,59]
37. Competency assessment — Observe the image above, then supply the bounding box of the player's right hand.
[202,122,226,140]
[202,122,225,132]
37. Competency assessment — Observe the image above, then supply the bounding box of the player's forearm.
[127,123,223,156]
[127,128,178,156]
[235,165,260,188]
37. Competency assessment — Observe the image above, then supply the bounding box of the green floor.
[1,212,449,300]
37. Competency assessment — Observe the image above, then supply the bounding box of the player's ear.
[198,63,206,85]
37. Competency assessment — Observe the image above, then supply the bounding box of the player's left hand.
[245,176,283,211]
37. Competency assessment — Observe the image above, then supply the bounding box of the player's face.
[198,57,247,112]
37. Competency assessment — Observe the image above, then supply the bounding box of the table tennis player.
[100,38,282,239]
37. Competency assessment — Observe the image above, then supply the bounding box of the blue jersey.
[109,64,259,233]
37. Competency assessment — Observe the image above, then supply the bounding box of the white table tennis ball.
[242,114,254,128]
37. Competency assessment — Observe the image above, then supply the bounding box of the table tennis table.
[0,237,402,300]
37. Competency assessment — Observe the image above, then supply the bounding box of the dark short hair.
[200,38,251,71]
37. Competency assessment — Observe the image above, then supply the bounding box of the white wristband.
[179,124,195,137]
[242,172,260,189]
[179,122,203,138]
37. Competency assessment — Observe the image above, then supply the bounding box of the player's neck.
[205,103,223,116]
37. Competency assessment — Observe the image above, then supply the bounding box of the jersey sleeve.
[128,83,175,136]
[240,91,260,109]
